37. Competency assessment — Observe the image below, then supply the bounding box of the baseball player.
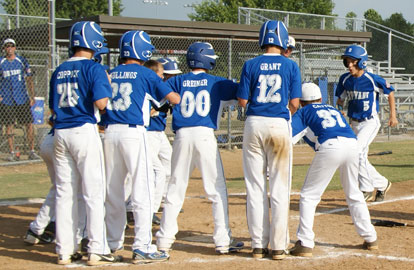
[49,21,122,266]
[336,45,398,202]
[103,30,180,264]
[237,20,301,260]
[145,58,181,225]
[289,82,378,256]
[282,36,295,58]
[24,121,56,245]
[156,42,244,255]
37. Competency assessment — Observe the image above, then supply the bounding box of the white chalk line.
[62,250,414,268]
[289,195,414,220]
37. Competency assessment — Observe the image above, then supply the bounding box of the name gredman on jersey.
[183,79,208,87]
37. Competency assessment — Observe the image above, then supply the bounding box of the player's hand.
[388,116,398,127]
[29,97,35,106]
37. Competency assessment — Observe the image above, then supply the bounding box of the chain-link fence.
[0,7,52,162]
[1,4,411,163]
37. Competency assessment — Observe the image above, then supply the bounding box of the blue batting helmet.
[93,47,109,64]
[119,30,155,61]
[342,45,368,69]
[157,58,182,74]
[259,20,289,50]
[69,21,107,54]
[186,42,218,70]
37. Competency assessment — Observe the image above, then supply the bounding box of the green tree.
[188,0,335,23]
[0,0,123,19]
[345,11,357,31]
[364,9,383,24]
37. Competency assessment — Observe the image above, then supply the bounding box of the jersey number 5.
[181,90,210,118]
[257,74,282,103]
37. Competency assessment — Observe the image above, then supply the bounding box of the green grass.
[0,140,413,200]
[226,140,414,193]
[0,172,50,200]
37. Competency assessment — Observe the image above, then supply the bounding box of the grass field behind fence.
[0,140,413,201]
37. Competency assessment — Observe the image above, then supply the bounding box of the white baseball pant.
[156,126,232,250]
[147,130,172,213]
[351,115,389,192]
[104,124,157,253]
[296,137,377,248]
[54,123,109,256]
[242,116,292,251]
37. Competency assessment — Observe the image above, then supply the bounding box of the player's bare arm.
[26,76,35,106]
[289,98,299,114]
[238,98,248,108]
[387,91,398,127]
[94,97,109,110]
[165,91,180,105]
[336,98,345,115]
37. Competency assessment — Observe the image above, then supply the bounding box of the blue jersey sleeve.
[335,73,348,99]
[372,73,394,95]
[289,61,302,99]
[22,56,33,77]
[291,108,308,144]
[237,63,250,100]
[90,64,112,102]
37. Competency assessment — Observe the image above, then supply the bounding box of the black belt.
[350,116,373,122]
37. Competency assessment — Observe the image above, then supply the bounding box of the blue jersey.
[237,53,302,120]
[335,71,394,120]
[0,54,33,105]
[292,103,356,150]
[49,57,112,129]
[105,64,172,126]
[147,112,167,131]
[167,71,238,132]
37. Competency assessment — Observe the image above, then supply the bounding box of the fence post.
[247,9,251,25]
[321,17,325,30]
[388,31,392,73]
[16,0,20,28]
[108,0,113,16]
[227,38,233,150]
[299,42,305,81]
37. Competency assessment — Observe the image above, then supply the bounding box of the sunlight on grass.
[226,140,414,194]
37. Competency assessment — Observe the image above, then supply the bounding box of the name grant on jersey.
[57,70,80,79]
[111,71,137,80]
[260,63,282,71]
[2,69,22,78]
[182,79,208,87]
[346,91,369,100]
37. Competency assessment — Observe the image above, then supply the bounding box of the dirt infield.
[1,147,414,269]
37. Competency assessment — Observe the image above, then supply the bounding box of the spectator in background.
[0,38,40,161]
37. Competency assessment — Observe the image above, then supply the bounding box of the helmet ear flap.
[359,60,367,69]
[343,58,348,68]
